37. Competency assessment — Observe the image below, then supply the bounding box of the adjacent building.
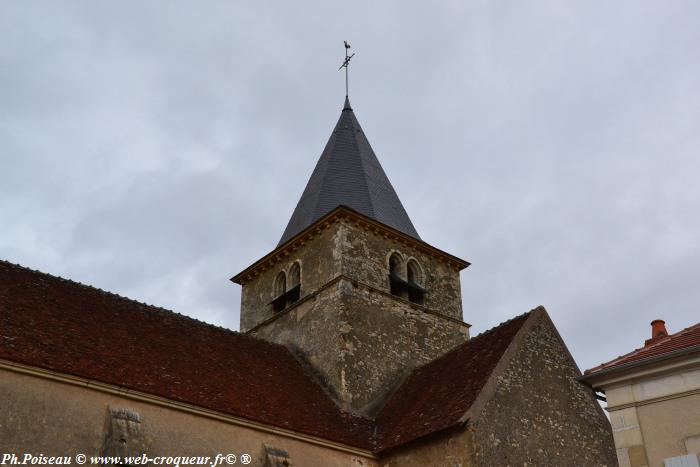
[581,319,700,467]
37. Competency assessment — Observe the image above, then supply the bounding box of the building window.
[271,262,302,312]
[406,259,425,305]
[388,253,404,297]
[388,252,427,305]
[407,259,421,284]
[272,271,287,312]
[663,454,700,467]
[274,271,286,296]
[287,261,301,304]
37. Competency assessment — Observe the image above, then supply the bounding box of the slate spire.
[278,98,420,246]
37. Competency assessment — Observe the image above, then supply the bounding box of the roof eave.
[231,205,470,284]
[578,343,700,386]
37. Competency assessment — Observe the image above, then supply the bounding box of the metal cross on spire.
[338,41,355,98]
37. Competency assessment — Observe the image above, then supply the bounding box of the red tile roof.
[0,259,533,453]
[585,321,700,375]
[375,312,531,452]
[0,260,373,449]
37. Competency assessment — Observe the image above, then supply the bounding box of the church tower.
[232,97,471,415]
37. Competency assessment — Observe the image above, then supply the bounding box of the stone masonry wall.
[379,427,476,467]
[239,223,342,331]
[252,278,469,414]
[250,281,348,401]
[243,218,469,414]
[470,314,617,466]
[338,279,468,413]
[338,220,464,319]
[240,218,467,332]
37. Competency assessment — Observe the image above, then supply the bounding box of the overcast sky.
[1,1,699,373]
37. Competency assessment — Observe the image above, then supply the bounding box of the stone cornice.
[606,387,700,411]
[231,206,470,285]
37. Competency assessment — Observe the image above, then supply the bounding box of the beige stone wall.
[470,314,617,466]
[338,221,464,319]
[379,427,475,467]
[239,218,466,332]
[0,367,377,467]
[608,406,648,467]
[251,280,348,402]
[605,366,700,467]
[239,222,342,332]
[637,393,700,467]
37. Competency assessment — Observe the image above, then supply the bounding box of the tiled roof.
[0,259,532,453]
[375,312,532,452]
[0,260,373,449]
[277,97,420,246]
[585,321,700,375]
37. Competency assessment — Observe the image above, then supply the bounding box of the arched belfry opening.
[287,261,301,303]
[272,271,287,312]
[274,271,286,296]
[289,261,300,289]
[271,262,301,313]
[388,252,404,297]
[407,259,425,305]
[388,253,427,304]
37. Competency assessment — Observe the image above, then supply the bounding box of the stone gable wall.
[470,315,617,466]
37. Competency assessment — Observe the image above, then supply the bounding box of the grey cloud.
[1,1,699,373]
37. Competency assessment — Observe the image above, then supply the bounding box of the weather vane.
[338,41,355,98]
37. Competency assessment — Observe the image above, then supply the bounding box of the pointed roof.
[278,97,420,246]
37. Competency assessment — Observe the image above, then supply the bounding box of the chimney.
[645,319,668,346]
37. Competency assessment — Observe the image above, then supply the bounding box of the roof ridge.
[406,308,535,376]
[675,321,700,335]
[586,319,700,373]
[349,111,376,219]
[587,342,700,375]
[305,119,337,226]
[590,345,657,372]
[373,308,537,452]
[643,321,700,346]
[0,258,246,339]
[474,308,536,337]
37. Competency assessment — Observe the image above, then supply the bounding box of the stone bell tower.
[232,97,471,415]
